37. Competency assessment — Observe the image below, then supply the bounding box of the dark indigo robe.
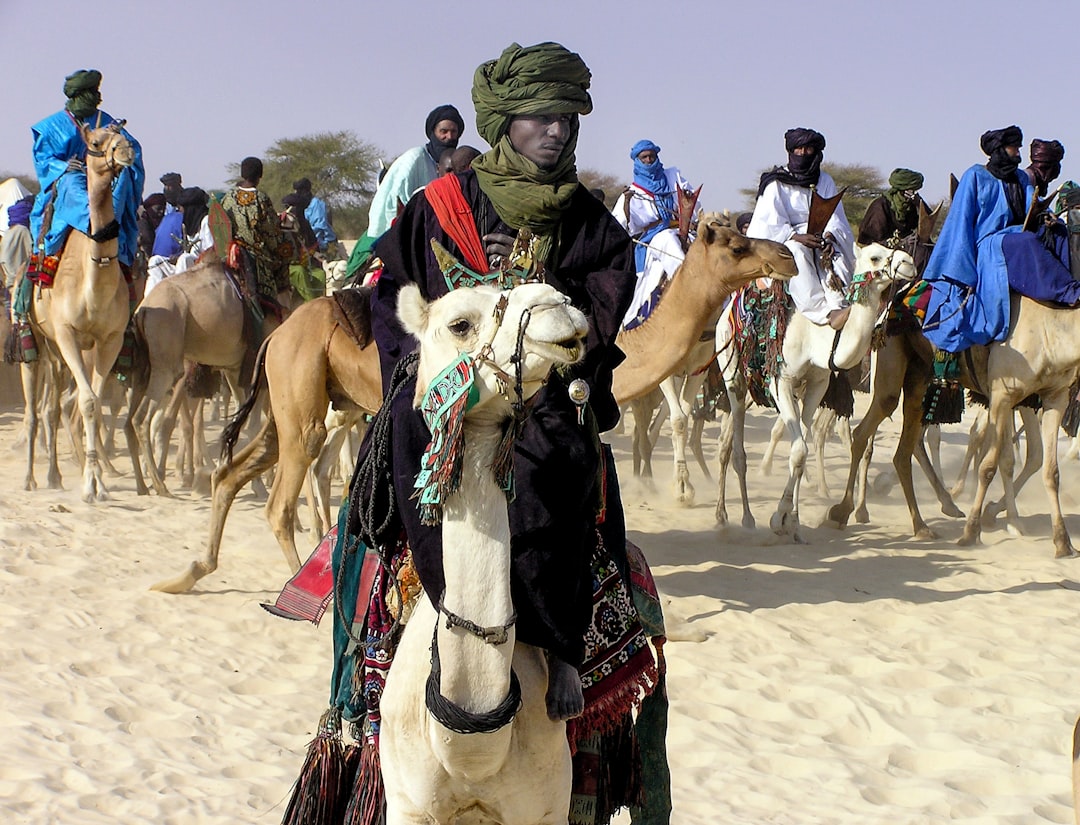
[355,170,635,665]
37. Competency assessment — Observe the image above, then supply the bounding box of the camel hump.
[331,287,375,348]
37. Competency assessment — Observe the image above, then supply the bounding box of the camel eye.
[448,319,472,337]
[730,241,749,255]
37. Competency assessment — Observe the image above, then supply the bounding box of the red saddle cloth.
[27,253,59,287]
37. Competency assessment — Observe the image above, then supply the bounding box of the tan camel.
[27,121,135,502]
[613,216,797,503]
[127,260,273,496]
[152,290,383,592]
[379,281,587,825]
[153,220,796,592]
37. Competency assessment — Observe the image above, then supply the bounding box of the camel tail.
[129,313,151,392]
[221,336,270,463]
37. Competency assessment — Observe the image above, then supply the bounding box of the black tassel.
[342,739,385,825]
[1063,386,1080,437]
[281,709,348,825]
[922,382,964,425]
[3,325,21,364]
[594,714,644,825]
[820,371,854,419]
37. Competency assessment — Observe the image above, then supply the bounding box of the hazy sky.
[4,0,1076,214]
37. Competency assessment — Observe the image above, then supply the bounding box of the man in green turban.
[348,41,638,722]
[857,167,927,267]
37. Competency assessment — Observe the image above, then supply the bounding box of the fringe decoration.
[184,362,220,399]
[3,324,21,364]
[413,355,478,526]
[820,370,854,419]
[922,350,964,425]
[281,708,349,825]
[570,714,645,825]
[870,323,888,351]
[342,739,386,825]
[1063,383,1080,438]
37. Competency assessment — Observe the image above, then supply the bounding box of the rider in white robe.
[748,128,855,327]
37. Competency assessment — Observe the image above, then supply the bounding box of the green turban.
[888,168,924,191]
[63,69,102,119]
[470,43,593,267]
[471,42,592,146]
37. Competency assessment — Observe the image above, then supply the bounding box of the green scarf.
[470,42,593,266]
[885,167,923,225]
[885,188,914,224]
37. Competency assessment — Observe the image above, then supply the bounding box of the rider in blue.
[29,69,144,269]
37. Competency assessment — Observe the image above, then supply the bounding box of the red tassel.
[281,710,348,825]
[342,739,385,825]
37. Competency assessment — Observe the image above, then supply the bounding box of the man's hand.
[483,231,515,268]
[66,158,86,173]
[791,233,822,249]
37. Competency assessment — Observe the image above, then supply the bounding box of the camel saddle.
[917,199,943,245]
[329,286,374,348]
[807,187,846,237]
[677,184,702,250]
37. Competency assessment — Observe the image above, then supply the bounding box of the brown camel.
[152,221,797,592]
[27,120,135,502]
[126,260,278,496]
[830,294,1080,557]
[152,291,382,592]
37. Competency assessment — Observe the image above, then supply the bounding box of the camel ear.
[396,284,430,337]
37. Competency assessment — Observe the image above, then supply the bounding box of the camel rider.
[748,127,856,329]
[159,172,183,215]
[220,156,292,311]
[347,41,638,727]
[921,127,1080,414]
[291,177,338,254]
[613,140,700,329]
[344,104,465,279]
[29,69,145,276]
[858,168,930,272]
[1026,138,1065,198]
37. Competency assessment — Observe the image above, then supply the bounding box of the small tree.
[227,131,386,238]
[578,167,624,210]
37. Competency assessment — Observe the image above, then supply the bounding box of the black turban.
[178,187,209,238]
[785,128,826,153]
[471,42,592,146]
[239,157,263,182]
[1030,138,1065,164]
[159,172,181,186]
[425,105,465,140]
[980,126,1023,156]
[292,177,312,192]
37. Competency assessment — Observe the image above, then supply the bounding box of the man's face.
[433,119,461,147]
[1005,145,1021,159]
[791,146,815,156]
[637,149,658,166]
[508,114,571,170]
[163,181,182,206]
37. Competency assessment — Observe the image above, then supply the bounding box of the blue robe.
[921,164,1033,352]
[29,109,145,266]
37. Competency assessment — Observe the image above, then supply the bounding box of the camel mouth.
[529,335,585,367]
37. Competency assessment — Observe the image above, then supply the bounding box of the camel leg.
[771,376,824,543]
[853,431,874,523]
[716,369,754,528]
[715,407,734,526]
[951,407,988,499]
[994,413,1022,538]
[20,360,41,491]
[811,407,835,499]
[689,412,712,481]
[266,411,328,573]
[828,390,895,529]
[122,377,150,497]
[151,417,280,593]
[894,372,938,540]
[913,426,964,518]
[630,398,655,484]
[959,394,1011,547]
[984,406,1042,521]
[760,415,785,476]
[658,374,698,505]
[1037,391,1074,558]
[924,424,943,492]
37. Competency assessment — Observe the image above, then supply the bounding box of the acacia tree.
[577,167,624,210]
[228,131,386,238]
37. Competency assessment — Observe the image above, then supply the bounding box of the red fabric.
[423,175,488,273]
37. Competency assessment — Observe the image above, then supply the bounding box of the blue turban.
[631,139,669,202]
[7,195,33,229]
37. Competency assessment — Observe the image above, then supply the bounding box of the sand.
[1,387,1079,824]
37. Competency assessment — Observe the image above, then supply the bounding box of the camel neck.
[86,172,119,259]
[436,420,516,711]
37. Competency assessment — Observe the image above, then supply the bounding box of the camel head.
[686,213,797,292]
[77,120,135,178]
[398,282,587,416]
[849,243,916,302]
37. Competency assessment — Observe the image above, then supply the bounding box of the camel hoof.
[914,526,938,541]
[150,561,210,594]
[826,504,850,528]
[1005,522,1023,538]
[24,479,37,492]
[1055,546,1078,559]
[957,530,980,548]
[854,507,870,524]
[941,501,964,519]
[741,514,756,530]
[793,533,808,545]
[715,508,729,526]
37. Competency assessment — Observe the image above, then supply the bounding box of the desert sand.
[2,380,1079,824]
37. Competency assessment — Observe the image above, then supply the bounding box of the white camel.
[378,281,588,825]
[716,244,915,540]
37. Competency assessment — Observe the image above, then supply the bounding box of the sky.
[4,0,1078,216]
